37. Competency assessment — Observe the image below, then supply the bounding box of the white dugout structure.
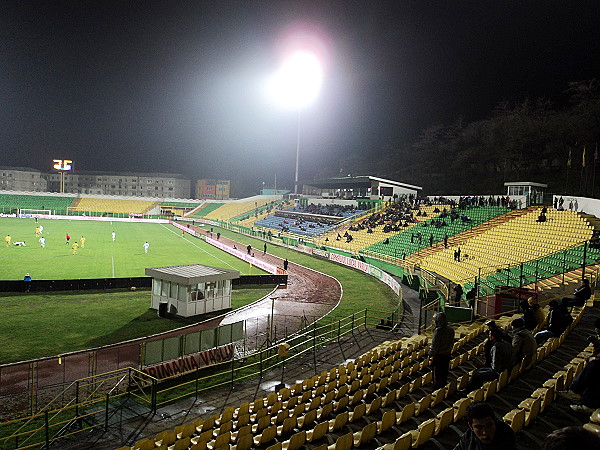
[146,264,240,318]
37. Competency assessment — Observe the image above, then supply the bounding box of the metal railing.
[0,308,404,449]
[0,368,157,450]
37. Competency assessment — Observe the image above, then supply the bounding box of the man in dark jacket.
[534,299,573,345]
[454,401,517,450]
[483,320,511,367]
[465,327,514,392]
[429,312,455,388]
[519,300,537,331]
[511,318,537,371]
[453,284,464,305]
[563,278,592,307]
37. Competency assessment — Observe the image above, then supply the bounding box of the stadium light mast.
[268,50,322,194]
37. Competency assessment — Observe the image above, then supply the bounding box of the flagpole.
[593,143,599,198]
[565,148,572,194]
[581,145,587,195]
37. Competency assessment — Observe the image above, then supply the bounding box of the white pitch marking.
[159,224,238,270]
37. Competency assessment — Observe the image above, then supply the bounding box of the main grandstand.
[1,179,600,450]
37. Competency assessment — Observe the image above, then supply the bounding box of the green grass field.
[0,218,401,364]
[0,286,275,364]
[0,217,263,279]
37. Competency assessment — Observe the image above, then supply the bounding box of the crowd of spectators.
[288,203,358,217]
[430,195,521,209]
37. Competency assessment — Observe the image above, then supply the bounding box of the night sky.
[1,1,599,195]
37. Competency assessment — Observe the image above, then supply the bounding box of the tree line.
[336,79,600,197]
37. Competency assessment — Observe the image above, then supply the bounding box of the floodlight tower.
[269,51,322,194]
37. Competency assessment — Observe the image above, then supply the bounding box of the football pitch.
[0,217,264,280]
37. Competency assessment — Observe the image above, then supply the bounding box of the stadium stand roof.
[303,175,421,190]
[145,264,240,284]
[302,175,422,198]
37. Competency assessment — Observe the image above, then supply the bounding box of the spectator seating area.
[187,202,225,218]
[419,208,597,285]
[160,201,202,208]
[0,193,74,213]
[363,206,511,259]
[236,200,293,228]
[118,296,596,450]
[252,203,361,236]
[312,204,440,252]
[200,199,275,222]
[254,215,341,237]
[286,204,359,218]
[313,205,509,255]
[72,197,159,214]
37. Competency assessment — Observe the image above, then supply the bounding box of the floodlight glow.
[269,51,322,109]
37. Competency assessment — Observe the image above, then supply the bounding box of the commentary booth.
[145,264,240,318]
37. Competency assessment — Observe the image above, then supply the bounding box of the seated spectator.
[566,320,600,413]
[568,352,600,413]
[454,401,517,450]
[534,299,573,345]
[519,300,537,331]
[587,318,600,354]
[483,320,511,367]
[464,327,514,392]
[528,296,546,329]
[542,426,600,449]
[511,317,537,371]
[562,278,592,307]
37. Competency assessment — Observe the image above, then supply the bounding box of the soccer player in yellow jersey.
[80,236,86,248]
[35,226,41,237]
[72,241,79,255]
[5,235,10,247]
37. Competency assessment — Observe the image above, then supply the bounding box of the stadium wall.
[553,195,600,217]
[0,275,287,292]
